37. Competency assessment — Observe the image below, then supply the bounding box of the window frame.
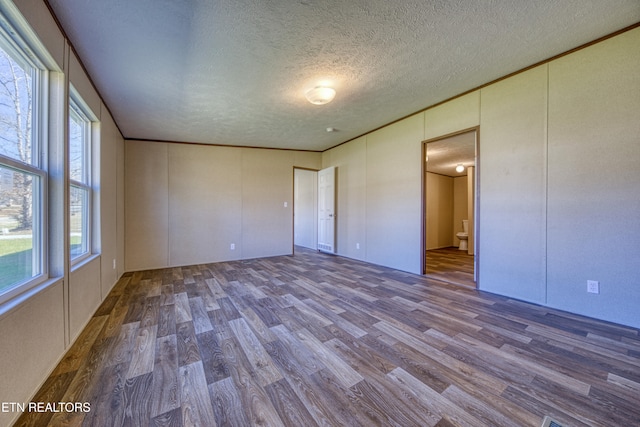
[0,19,49,304]
[68,88,93,265]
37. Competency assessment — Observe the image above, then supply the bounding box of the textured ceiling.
[426,131,475,177]
[46,0,640,152]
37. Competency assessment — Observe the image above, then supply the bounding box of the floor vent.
[317,243,333,252]
[541,416,563,427]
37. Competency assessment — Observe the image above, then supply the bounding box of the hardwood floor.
[16,247,640,426]
[426,247,475,288]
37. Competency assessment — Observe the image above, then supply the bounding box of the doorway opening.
[292,166,336,255]
[422,128,479,288]
[293,167,318,252]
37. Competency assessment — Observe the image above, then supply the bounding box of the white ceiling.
[46,0,640,152]
[426,130,475,177]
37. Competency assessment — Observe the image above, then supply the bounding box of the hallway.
[426,247,475,288]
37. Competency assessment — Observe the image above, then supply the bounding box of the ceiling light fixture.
[456,164,465,173]
[305,86,336,105]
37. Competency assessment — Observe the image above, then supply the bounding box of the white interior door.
[317,166,336,253]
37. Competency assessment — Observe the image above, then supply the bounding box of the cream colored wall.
[125,141,322,271]
[546,28,640,325]
[0,3,125,425]
[241,149,295,259]
[322,136,367,260]
[426,172,453,250]
[365,114,424,273]
[100,105,124,297]
[67,50,113,342]
[125,141,169,270]
[322,96,480,273]
[424,91,480,139]
[1,8,638,427]
[0,281,65,426]
[69,258,102,339]
[168,144,242,265]
[424,174,466,250]
[322,30,638,327]
[479,65,548,303]
[466,166,475,256]
[13,0,65,68]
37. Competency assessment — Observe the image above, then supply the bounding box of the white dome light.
[305,86,336,105]
[456,164,465,173]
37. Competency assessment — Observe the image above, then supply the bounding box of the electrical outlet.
[112,259,116,269]
[587,280,599,294]
[230,243,235,250]
[356,243,360,250]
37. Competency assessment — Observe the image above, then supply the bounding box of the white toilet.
[456,220,469,251]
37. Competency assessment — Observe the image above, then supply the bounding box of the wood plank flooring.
[15,247,640,426]
[426,247,475,288]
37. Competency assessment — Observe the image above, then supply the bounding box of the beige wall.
[101,105,125,297]
[365,114,424,273]
[0,3,125,425]
[322,28,639,328]
[322,136,367,260]
[425,172,453,250]
[424,173,468,251]
[124,141,169,270]
[546,28,640,322]
[1,5,638,425]
[125,142,321,271]
[479,64,548,303]
[0,281,65,426]
[424,91,480,139]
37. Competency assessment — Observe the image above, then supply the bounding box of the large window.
[69,91,92,262]
[0,25,46,300]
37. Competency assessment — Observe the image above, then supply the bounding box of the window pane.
[69,108,86,183]
[70,185,88,259]
[0,45,35,166]
[0,166,40,293]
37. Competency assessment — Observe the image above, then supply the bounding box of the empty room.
[0,1,639,426]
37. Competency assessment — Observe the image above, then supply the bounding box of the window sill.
[0,276,64,319]
[70,253,100,273]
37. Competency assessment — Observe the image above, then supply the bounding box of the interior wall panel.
[322,136,368,261]
[69,51,101,117]
[241,149,295,259]
[11,0,65,69]
[100,106,121,297]
[547,28,640,327]
[0,281,65,427]
[124,140,169,271]
[426,172,453,250]
[424,91,480,140]
[479,65,548,304]
[116,124,126,278]
[168,144,242,265]
[366,114,424,274]
[293,151,322,170]
[69,257,101,340]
